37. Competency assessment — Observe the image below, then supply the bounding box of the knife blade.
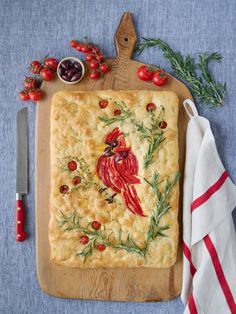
[16,107,28,242]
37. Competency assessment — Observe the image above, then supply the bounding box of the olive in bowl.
[57,57,85,84]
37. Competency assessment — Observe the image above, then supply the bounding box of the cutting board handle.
[114,12,137,60]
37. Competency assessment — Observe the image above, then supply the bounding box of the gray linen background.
[0,0,235,313]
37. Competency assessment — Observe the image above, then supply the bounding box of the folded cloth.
[181,99,236,314]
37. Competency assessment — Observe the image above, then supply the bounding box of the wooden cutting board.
[35,12,192,301]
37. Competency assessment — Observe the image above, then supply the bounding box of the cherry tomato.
[146,103,156,112]
[96,243,106,251]
[68,160,77,171]
[100,63,110,73]
[40,67,55,81]
[99,99,109,109]
[159,121,167,129]
[96,54,104,62]
[19,90,30,101]
[137,65,155,81]
[86,54,96,61]
[89,60,99,69]
[114,109,121,116]
[76,43,83,52]
[44,58,59,72]
[72,176,81,185]
[152,69,168,86]
[59,185,69,194]
[81,44,91,53]
[92,46,100,54]
[70,40,78,48]
[80,235,89,245]
[28,89,44,101]
[89,72,100,79]
[30,60,42,74]
[91,221,101,230]
[24,77,39,90]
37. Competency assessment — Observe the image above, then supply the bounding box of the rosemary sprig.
[59,172,180,260]
[59,211,145,258]
[145,172,180,246]
[144,132,165,168]
[98,101,132,126]
[137,37,226,107]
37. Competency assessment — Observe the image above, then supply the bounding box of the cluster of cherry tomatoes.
[80,221,106,251]
[70,39,110,79]
[137,65,169,87]
[19,57,59,102]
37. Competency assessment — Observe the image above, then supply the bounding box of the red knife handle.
[16,198,27,242]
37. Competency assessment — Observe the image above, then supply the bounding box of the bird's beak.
[95,143,107,153]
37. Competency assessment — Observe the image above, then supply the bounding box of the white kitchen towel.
[181,99,236,314]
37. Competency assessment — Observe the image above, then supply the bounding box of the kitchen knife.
[16,107,28,242]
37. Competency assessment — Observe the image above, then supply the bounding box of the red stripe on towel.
[204,235,236,313]
[191,171,228,212]
[183,241,197,276]
[188,293,198,314]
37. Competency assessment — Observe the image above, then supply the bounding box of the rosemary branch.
[59,172,180,260]
[137,37,226,107]
[145,172,181,246]
[98,101,132,126]
[143,132,165,168]
[59,211,145,259]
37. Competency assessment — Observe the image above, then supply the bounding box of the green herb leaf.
[136,37,226,107]
[144,132,165,168]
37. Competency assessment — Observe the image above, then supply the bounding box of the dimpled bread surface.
[49,90,179,268]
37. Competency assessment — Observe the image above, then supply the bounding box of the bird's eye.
[111,139,118,148]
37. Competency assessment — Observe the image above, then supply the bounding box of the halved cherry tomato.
[19,90,30,101]
[28,89,44,101]
[99,99,109,108]
[114,109,121,116]
[91,221,101,230]
[137,65,155,81]
[152,69,168,86]
[72,176,81,185]
[80,235,89,245]
[68,160,77,171]
[96,243,106,251]
[159,121,167,129]
[146,103,156,112]
[60,185,69,194]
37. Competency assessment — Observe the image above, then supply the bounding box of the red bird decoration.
[96,127,146,217]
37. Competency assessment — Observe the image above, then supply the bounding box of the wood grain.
[35,12,192,301]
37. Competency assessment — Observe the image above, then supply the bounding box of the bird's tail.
[122,185,146,217]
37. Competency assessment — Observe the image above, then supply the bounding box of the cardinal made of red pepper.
[96,127,146,217]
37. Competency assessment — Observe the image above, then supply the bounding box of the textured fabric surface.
[0,0,235,313]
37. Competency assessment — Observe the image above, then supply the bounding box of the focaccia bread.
[49,90,179,268]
